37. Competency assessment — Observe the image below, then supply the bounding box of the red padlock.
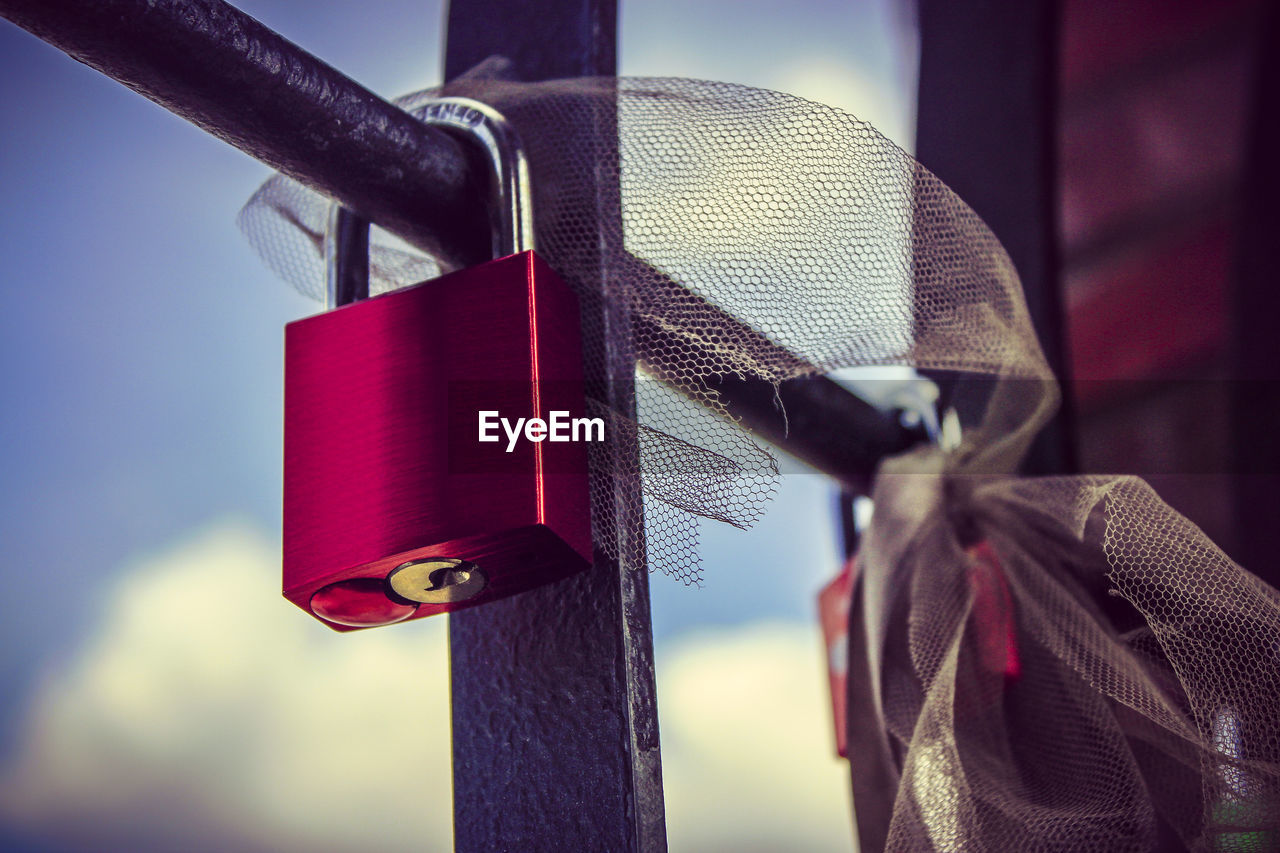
[283,98,593,631]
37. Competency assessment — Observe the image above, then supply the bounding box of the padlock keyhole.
[426,566,470,590]
[386,558,486,605]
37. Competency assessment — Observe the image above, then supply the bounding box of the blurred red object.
[819,541,1020,758]
[818,558,856,758]
[966,541,1022,684]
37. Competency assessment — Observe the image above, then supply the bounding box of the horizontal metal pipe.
[708,373,924,488]
[628,257,926,486]
[0,0,491,268]
[1,0,922,484]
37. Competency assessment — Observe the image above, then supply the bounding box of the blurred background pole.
[915,0,1075,477]
[1231,4,1280,589]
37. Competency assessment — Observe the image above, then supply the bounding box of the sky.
[0,1,916,849]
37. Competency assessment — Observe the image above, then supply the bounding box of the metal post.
[442,2,666,850]
[0,0,491,268]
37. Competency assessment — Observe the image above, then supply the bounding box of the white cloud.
[0,521,452,852]
[0,521,855,851]
[658,623,855,852]
[773,57,914,150]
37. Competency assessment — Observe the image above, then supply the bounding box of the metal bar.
[441,3,668,851]
[624,249,926,489]
[0,0,490,270]
[915,0,1076,477]
[0,0,919,488]
[707,373,920,488]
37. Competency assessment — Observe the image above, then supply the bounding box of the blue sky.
[0,2,915,849]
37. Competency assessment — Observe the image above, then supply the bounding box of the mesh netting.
[240,74,1054,583]
[850,463,1280,851]
[240,74,1279,850]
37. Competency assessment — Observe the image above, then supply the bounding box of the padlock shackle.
[325,97,534,309]
[419,97,535,259]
